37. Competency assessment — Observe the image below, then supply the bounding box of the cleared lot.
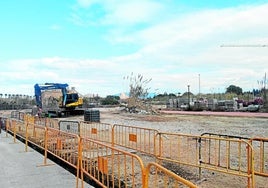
[97,108,268,188]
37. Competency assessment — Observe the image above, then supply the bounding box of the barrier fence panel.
[9,118,47,151]
[46,127,80,169]
[145,162,198,188]
[80,137,145,188]
[15,119,27,138]
[59,120,80,135]
[26,115,35,125]
[201,133,268,178]
[250,138,268,177]
[45,118,59,129]
[9,119,17,137]
[34,117,48,126]
[80,121,113,144]
[4,118,10,137]
[156,132,255,188]
[6,119,17,143]
[7,117,47,152]
[31,117,59,128]
[25,116,38,149]
[30,125,46,149]
[199,136,252,175]
[112,124,159,156]
[27,122,36,140]
[157,132,200,167]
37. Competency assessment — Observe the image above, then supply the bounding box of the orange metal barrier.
[9,119,16,132]
[80,137,146,188]
[7,117,80,187]
[201,133,268,178]
[80,121,113,144]
[16,119,27,137]
[8,118,46,151]
[34,117,46,126]
[33,117,59,128]
[26,115,35,124]
[45,127,81,187]
[145,162,198,188]
[30,124,46,149]
[112,124,159,156]
[250,137,268,177]
[156,132,255,188]
[11,114,268,187]
[6,117,200,188]
[46,127,80,169]
[12,118,32,152]
[45,118,59,129]
[9,119,18,143]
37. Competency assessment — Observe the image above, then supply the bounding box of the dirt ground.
[96,108,268,188]
[1,108,268,187]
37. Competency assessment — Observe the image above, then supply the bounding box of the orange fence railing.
[156,132,255,188]
[201,133,268,178]
[2,115,198,188]
[112,124,159,156]
[80,137,146,188]
[80,121,113,144]
[46,127,80,168]
[5,111,268,188]
[250,137,268,177]
[145,162,198,188]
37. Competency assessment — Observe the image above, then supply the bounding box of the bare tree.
[123,72,153,113]
[124,72,152,99]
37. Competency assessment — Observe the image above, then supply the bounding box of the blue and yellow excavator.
[34,83,83,117]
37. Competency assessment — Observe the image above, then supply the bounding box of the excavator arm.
[34,83,69,108]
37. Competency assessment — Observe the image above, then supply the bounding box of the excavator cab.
[66,93,79,103]
[65,93,83,108]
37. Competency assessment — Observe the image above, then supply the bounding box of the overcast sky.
[1,0,268,97]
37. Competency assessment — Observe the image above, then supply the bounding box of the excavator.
[34,83,84,117]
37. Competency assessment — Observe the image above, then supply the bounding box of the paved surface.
[0,131,94,188]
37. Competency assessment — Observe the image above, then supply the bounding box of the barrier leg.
[9,121,18,144]
[37,127,54,167]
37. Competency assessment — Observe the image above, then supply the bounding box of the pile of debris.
[120,97,159,114]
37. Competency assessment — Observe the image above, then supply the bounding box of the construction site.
[0,81,268,187]
[0,105,267,188]
[2,0,268,187]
